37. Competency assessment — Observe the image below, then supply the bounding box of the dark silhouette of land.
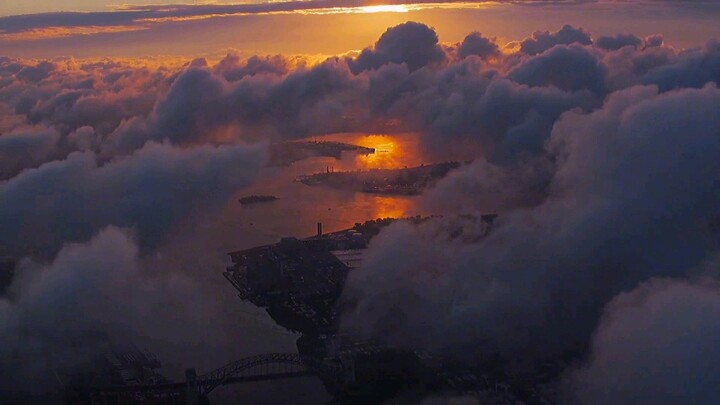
[238,195,279,205]
[295,162,462,195]
[268,141,375,166]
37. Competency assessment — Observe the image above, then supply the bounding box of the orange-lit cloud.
[296,2,494,15]
[1,0,719,59]
[132,2,494,23]
[0,25,148,41]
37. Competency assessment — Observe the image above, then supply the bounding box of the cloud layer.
[1,21,720,402]
[565,278,720,404]
[343,81,720,401]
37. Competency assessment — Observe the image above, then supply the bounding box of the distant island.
[238,195,279,205]
[295,162,462,195]
[268,140,375,166]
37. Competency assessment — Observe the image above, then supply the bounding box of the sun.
[356,5,410,14]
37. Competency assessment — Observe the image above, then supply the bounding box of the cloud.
[0,226,290,391]
[564,278,720,404]
[0,2,604,39]
[421,157,553,214]
[0,126,60,179]
[508,44,606,93]
[601,41,675,90]
[0,227,179,388]
[341,84,720,375]
[1,23,712,237]
[376,68,597,163]
[518,24,593,55]
[0,57,172,146]
[0,22,710,167]
[103,59,367,155]
[0,141,264,257]
[1,21,719,400]
[595,33,642,51]
[457,32,501,60]
[643,33,664,48]
[642,39,720,91]
[348,22,447,73]
[0,25,148,41]
[214,54,294,82]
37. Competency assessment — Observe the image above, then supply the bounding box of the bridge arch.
[197,353,339,395]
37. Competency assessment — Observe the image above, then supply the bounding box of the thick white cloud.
[0,125,60,179]
[0,141,264,257]
[341,84,720,377]
[0,226,291,390]
[565,278,720,404]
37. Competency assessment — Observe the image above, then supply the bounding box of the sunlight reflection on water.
[215,133,428,252]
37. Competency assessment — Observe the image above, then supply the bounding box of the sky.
[1,1,720,58]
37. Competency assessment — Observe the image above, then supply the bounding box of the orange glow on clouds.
[297,2,492,15]
[0,25,148,41]
[133,4,414,23]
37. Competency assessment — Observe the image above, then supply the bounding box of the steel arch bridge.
[196,353,339,396]
[75,353,341,403]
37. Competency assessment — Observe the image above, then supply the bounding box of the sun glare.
[372,196,414,219]
[356,5,409,14]
[299,4,410,15]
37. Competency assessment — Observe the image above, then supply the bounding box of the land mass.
[268,141,375,166]
[238,195,278,205]
[295,162,462,195]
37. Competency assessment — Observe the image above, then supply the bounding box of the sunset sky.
[2,1,720,58]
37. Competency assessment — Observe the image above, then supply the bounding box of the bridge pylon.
[186,368,199,405]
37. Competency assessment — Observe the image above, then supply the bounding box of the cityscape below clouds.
[1,2,720,404]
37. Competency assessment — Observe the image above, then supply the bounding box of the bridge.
[74,353,342,404]
[195,352,340,396]
[69,352,532,404]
